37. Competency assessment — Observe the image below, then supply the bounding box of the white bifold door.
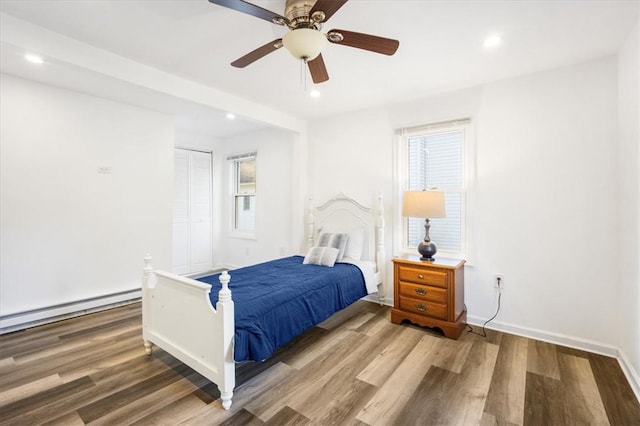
[173,148,213,275]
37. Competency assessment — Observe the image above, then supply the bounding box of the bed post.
[308,196,315,249]
[142,254,153,355]
[217,270,235,410]
[376,193,385,306]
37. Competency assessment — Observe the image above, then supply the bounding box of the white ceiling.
[1,0,638,137]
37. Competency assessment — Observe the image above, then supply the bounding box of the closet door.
[172,149,212,274]
[189,151,213,273]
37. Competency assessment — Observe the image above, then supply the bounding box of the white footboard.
[142,255,235,410]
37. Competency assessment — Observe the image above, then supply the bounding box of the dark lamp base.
[417,240,437,262]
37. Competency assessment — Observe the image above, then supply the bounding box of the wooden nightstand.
[391,255,466,339]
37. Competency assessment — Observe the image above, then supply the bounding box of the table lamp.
[402,190,446,261]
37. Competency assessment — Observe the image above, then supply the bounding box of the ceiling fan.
[208,0,400,84]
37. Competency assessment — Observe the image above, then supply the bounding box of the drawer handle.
[415,288,427,296]
[418,274,424,279]
[416,303,427,312]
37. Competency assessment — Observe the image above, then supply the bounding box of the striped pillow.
[303,247,340,267]
[316,232,349,262]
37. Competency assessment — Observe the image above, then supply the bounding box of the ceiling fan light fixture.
[282,28,328,61]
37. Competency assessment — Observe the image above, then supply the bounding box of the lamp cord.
[466,291,502,338]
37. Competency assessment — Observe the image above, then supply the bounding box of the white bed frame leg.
[217,270,235,410]
[376,193,386,306]
[220,391,233,410]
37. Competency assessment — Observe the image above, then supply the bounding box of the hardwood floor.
[1,301,638,425]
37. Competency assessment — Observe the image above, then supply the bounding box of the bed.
[141,193,385,410]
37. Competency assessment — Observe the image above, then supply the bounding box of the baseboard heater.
[0,288,141,334]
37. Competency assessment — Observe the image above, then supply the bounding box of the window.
[229,153,256,233]
[400,120,469,258]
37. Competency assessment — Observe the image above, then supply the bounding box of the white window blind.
[403,120,468,256]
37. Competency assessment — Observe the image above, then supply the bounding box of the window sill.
[229,231,256,241]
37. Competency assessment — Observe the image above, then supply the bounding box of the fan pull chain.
[300,58,308,92]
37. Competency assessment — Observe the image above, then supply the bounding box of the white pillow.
[315,232,349,261]
[318,226,365,260]
[303,247,339,267]
[344,227,365,260]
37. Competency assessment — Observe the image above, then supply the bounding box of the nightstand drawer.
[398,296,447,320]
[397,266,447,288]
[399,281,447,304]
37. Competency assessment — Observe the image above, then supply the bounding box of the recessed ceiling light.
[483,34,502,49]
[310,90,321,98]
[226,113,236,120]
[24,53,44,64]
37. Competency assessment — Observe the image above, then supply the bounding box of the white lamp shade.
[282,28,328,61]
[402,190,446,218]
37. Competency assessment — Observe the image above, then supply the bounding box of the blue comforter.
[198,256,367,362]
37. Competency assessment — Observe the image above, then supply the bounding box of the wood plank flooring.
[1,301,639,425]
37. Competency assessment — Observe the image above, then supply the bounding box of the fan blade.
[307,54,329,84]
[328,29,399,55]
[208,0,287,25]
[231,39,283,68]
[309,0,348,22]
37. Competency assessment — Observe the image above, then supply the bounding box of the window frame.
[395,119,473,261]
[229,153,257,239]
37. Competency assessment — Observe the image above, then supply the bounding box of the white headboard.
[307,193,385,302]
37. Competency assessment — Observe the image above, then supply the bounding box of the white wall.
[175,130,220,152]
[309,57,621,350]
[308,108,393,204]
[471,58,618,344]
[618,19,640,383]
[0,74,174,316]
[213,128,296,268]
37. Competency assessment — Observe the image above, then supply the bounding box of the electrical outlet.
[495,274,504,289]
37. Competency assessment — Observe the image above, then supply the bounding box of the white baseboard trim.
[467,315,640,403]
[361,294,383,305]
[380,297,394,307]
[223,263,240,270]
[617,348,640,403]
[185,268,225,280]
[0,289,141,334]
[361,294,394,306]
[467,315,618,356]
